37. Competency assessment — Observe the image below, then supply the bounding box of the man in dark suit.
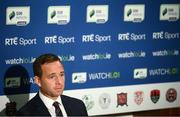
[16,53,88,116]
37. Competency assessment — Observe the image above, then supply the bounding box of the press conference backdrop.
[0,0,180,116]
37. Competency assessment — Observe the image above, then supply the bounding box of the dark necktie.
[53,101,63,116]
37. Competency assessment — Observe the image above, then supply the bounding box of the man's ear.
[34,76,41,87]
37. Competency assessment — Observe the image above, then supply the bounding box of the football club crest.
[82,95,94,111]
[134,91,144,105]
[150,89,160,104]
[166,88,177,103]
[99,93,111,109]
[117,93,128,107]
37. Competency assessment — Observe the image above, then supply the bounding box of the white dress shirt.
[39,91,67,117]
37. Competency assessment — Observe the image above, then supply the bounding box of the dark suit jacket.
[16,93,88,116]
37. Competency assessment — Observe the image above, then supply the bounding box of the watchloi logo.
[5,57,35,65]
[152,49,179,57]
[89,72,120,80]
[82,53,111,61]
[58,55,75,62]
[149,68,178,76]
[118,51,146,58]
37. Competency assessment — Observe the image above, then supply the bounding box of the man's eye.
[60,73,64,77]
[49,75,56,79]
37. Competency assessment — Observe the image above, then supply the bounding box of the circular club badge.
[166,88,177,103]
[99,93,111,109]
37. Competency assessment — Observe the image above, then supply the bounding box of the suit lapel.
[61,95,72,116]
[34,94,51,116]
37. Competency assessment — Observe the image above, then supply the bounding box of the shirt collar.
[39,91,62,109]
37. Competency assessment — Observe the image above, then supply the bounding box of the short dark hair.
[33,53,61,78]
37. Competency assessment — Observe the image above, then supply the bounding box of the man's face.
[35,61,65,100]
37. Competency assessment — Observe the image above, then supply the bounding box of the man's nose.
[55,76,62,84]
